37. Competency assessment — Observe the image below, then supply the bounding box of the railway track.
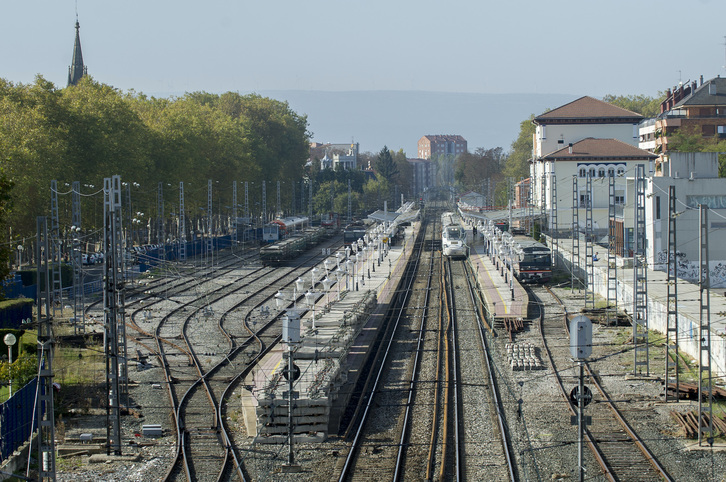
[338,205,516,481]
[444,258,516,481]
[531,285,672,481]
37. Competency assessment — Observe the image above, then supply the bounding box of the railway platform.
[241,219,420,442]
[466,228,528,327]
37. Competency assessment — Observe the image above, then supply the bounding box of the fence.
[0,378,39,462]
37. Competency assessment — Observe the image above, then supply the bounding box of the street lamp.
[305,290,316,330]
[4,333,16,398]
[16,245,23,268]
[335,266,344,300]
[346,259,355,292]
[322,276,333,309]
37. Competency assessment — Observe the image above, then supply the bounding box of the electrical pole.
[103,176,126,455]
[50,180,63,318]
[632,164,649,376]
[607,172,618,325]
[584,173,594,309]
[72,181,84,334]
[179,182,186,262]
[698,204,714,446]
[665,185,679,401]
[572,175,580,292]
[36,216,57,481]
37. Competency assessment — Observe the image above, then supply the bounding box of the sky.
[3,0,726,151]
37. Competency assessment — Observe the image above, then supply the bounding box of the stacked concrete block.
[506,342,543,371]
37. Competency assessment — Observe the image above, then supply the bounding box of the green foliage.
[503,115,535,181]
[601,93,665,117]
[0,352,37,392]
[0,76,311,241]
[455,147,506,190]
[375,146,399,180]
[667,125,726,176]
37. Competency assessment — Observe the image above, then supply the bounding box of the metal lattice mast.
[665,185,679,402]
[207,180,213,263]
[527,177,534,237]
[179,182,186,262]
[262,180,267,225]
[157,182,164,245]
[291,180,296,215]
[550,169,558,268]
[698,205,714,446]
[35,216,57,481]
[244,181,249,222]
[632,164,649,376]
[277,180,281,217]
[584,174,594,309]
[103,176,125,455]
[572,175,580,291]
[607,172,618,326]
[348,179,352,224]
[300,180,305,217]
[72,182,84,335]
[232,181,238,244]
[50,180,63,317]
[540,168,546,235]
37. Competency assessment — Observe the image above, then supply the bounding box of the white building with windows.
[531,96,648,234]
[536,138,657,234]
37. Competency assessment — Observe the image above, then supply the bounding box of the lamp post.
[16,245,23,269]
[305,290,316,330]
[4,333,16,398]
[322,277,333,309]
[335,267,344,301]
[295,277,305,306]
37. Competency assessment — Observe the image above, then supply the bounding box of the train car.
[512,235,552,283]
[259,226,328,266]
[441,212,468,258]
[321,212,340,229]
[343,222,367,246]
[263,216,309,242]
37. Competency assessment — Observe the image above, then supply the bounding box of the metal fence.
[0,378,39,462]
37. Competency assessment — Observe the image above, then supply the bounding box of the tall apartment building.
[417,135,467,159]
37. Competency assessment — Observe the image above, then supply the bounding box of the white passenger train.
[441,212,468,258]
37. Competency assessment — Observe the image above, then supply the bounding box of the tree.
[602,93,665,117]
[503,115,535,181]
[375,146,399,180]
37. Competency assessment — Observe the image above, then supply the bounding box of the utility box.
[282,312,300,344]
[142,424,163,437]
[569,315,592,359]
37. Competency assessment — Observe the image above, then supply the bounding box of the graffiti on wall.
[654,250,726,288]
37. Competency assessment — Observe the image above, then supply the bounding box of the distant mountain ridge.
[253,90,580,155]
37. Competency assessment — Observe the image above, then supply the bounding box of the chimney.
[568,143,573,154]
[700,75,704,86]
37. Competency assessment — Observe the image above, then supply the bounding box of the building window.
[656,196,661,220]
[617,167,625,177]
[579,167,587,177]
[608,167,615,177]
[598,167,605,178]
[588,167,596,178]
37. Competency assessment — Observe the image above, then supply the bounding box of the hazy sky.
[3,0,726,98]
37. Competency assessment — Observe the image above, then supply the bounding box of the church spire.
[67,19,87,86]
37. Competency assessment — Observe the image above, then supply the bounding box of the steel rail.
[393,216,437,481]
[338,220,426,481]
[464,261,517,481]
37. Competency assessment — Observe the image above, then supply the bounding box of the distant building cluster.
[309,142,359,170]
